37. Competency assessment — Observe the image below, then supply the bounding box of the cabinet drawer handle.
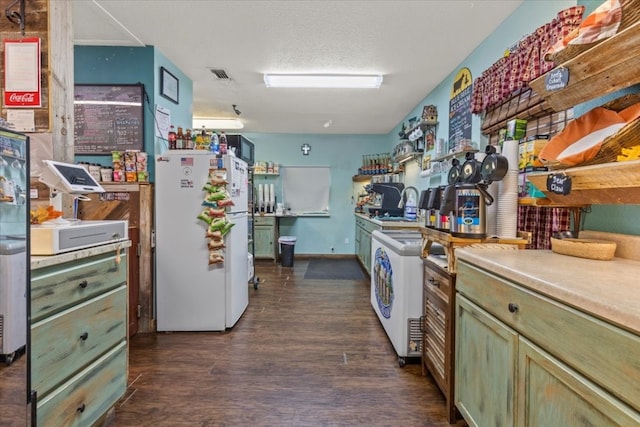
[428,278,439,287]
[80,332,89,341]
[508,303,519,313]
[77,403,86,413]
[78,280,88,289]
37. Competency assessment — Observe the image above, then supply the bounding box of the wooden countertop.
[31,240,132,270]
[455,248,640,336]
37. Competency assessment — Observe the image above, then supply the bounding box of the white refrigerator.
[155,152,249,331]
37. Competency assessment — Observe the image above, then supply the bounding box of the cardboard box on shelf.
[526,137,550,168]
[506,119,527,140]
[519,141,528,171]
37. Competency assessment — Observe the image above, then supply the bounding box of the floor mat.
[304,258,366,280]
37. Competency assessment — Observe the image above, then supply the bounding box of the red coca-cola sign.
[6,92,39,107]
[3,38,42,108]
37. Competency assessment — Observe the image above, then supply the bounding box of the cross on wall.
[301,144,311,155]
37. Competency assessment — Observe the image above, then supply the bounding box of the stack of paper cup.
[497,139,519,238]
[475,150,498,237]
[486,180,500,237]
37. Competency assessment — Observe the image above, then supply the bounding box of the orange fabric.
[538,107,626,166]
[546,0,622,60]
[619,102,640,122]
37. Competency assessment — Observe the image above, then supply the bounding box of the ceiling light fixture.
[263,74,383,89]
[323,120,332,128]
[192,118,244,130]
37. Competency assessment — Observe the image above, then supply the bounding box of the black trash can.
[278,236,296,267]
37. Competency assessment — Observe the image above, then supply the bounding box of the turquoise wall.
[243,133,388,254]
[73,0,640,255]
[392,0,639,236]
[74,45,193,180]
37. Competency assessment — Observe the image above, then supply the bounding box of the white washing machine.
[370,229,423,366]
[0,239,27,365]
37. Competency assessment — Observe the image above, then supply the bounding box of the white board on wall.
[281,166,330,215]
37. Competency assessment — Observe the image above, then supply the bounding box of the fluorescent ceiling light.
[192,118,244,130]
[263,74,383,89]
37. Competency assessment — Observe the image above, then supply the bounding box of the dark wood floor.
[0,349,29,427]
[112,258,458,427]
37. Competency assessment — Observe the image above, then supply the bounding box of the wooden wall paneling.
[77,183,155,333]
[517,90,531,115]
[138,183,154,333]
[506,93,520,118]
[525,118,539,136]
[497,101,510,122]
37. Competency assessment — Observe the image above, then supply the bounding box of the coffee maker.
[367,182,405,217]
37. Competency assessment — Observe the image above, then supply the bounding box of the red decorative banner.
[3,38,41,108]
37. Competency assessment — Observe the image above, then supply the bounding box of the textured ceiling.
[72,0,523,134]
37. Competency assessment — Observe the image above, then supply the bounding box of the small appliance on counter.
[31,219,128,255]
[32,159,128,255]
[367,182,405,218]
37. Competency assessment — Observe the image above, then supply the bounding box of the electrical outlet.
[344,238,349,244]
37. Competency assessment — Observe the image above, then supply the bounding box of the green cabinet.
[254,215,277,260]
[518,338,639,426]
[455,294,517,427]
[31,245,129,427]
[455,259,640,427]
[354,215,379,275]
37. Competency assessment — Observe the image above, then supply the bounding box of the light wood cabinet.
[455,259,640,427]
[31,246,128,426]
[254,215,277,260]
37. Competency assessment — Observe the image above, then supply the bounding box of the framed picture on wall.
[160,66,179,104]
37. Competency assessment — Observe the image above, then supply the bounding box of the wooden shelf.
[419,227,529,273]
[527,160,640,205]
[529,21,640,112]
[402,120,438,137]
[517,197,588,208]
[352,170,403,182]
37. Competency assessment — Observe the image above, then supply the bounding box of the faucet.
[397,186,419,208]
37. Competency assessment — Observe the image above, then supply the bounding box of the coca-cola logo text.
[9,93,35,103]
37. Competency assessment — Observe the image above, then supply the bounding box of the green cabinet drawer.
[518,338,640,426]
[457,261,640,411]
[31,286,127,397]
[254,215,275,226]
[37,342,127,427]
[31,252,127,322]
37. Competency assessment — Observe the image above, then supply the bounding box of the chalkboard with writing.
[74,84,144,155]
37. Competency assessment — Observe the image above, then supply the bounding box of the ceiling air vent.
[209,68,230,80]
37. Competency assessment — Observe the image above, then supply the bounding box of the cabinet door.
[355,226,363,265]
[455,294,518,427]
[423,280,447,390]
[362,230,372,275]
[518,338,640,427]
[254,226,274,259]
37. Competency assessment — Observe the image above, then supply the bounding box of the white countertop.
[31,240,132,270]
[354,212,422,228]
[456,247,640,336]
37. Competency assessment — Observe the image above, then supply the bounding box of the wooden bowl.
[550,237,617,260]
